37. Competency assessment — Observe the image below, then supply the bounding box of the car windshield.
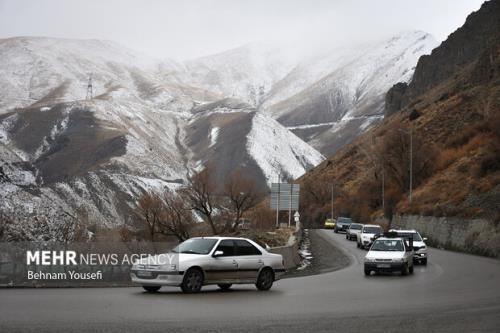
[397,232,422,241]
[370,240,404,251]
[363,226,382,234]
[350,224,362,230]
[171,239,218,254]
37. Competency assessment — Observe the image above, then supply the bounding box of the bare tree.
[136,191,193,241]
[180,166,220,234]
[136,192,164,241]
[160,192,192,241]
[223,170,264,231]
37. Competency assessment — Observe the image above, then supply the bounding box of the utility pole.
[275,172,281,229]
[288,184,292,228]
[381,165,385,211]
[409,126,413,204]
[86,74,93,100]
[331,183,334,221]
[398,127,413,204]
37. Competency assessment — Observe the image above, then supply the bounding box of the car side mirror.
[423,237,428,241]
[213,250,224,257]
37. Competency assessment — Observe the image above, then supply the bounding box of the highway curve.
[1,230,500,332]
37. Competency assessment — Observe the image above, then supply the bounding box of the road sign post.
[270,183,300,228]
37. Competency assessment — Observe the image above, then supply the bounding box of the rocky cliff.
[385,0,500,116]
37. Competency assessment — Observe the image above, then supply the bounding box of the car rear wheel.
[181,268,204,293]
[256,268,274,291]
[143,285,161,293]
[217,283,232,291]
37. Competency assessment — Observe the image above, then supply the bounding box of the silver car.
[131,237,285,293]
[346,223,364,241]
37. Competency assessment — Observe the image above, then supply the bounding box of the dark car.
[334,217,353,233]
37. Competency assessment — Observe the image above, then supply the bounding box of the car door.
[206,240,239,283]
[234,240,264,282]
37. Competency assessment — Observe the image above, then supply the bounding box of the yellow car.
[324,218,336,229]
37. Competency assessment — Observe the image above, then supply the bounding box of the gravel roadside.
[284,229,350,278]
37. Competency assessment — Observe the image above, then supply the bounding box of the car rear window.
[397,232,422,241]
[363,226,382,234]
[338,217,352,224]
[235,240,261,256]
[371,240,404,251]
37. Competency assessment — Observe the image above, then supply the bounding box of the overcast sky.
[0,0,487,60]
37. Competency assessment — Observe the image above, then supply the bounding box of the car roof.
[375,237,405,241]
[362,225,382,230]
[190,236,251,241]
[390,229,419,233]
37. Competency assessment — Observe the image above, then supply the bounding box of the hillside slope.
[299,0,500,225]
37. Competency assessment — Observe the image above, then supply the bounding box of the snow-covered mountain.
[0,37,322,227]
[0,31,438,227]
[261,31,439,155]
[177,32,438,155]
[177,42,299,107]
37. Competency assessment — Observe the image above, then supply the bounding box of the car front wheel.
[256,268,274,291]
[143,285,161,293]
[402,263,410,276]
[181,268,204,293]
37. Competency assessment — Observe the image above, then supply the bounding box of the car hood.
[365,251,405,260]
[361,233,378,238]
[134,253,205,266]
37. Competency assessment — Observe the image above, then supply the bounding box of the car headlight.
[365,257,376,263]
[392,258,405,263]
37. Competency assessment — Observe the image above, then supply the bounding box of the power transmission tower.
[86,75,93,100]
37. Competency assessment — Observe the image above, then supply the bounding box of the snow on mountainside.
[0,31,438,228]
[179,42,299,107]
[0,37,323,227]
[183,98,323,190]
[262,31,439,155]
[247,112,324,184]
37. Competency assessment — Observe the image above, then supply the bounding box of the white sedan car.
[131,237,286,293]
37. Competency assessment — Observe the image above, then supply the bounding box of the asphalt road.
[1,230,500,332]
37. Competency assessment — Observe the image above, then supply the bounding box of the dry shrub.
[437,147,466,171]
[248,201,277,231]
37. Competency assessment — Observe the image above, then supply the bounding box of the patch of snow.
[247,113,324,184]
[209,127,219,147]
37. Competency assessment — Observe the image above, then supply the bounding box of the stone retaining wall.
[392,215,500,258]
